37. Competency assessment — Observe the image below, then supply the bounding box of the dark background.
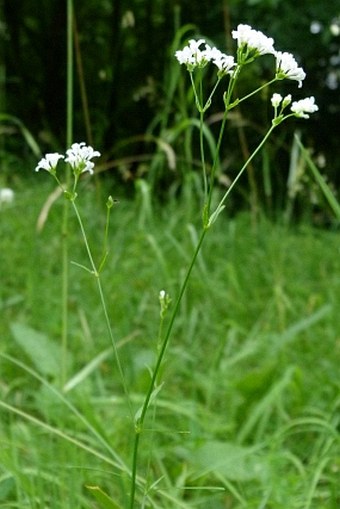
[2,0,340,212]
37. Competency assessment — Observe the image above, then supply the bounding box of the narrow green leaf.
[134,382,164,426]
[63,348,112,393]
[296,135,340,221]
[0,113,42,157]
[86,485,123,509]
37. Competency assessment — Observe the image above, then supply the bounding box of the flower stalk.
[35,22,318,509]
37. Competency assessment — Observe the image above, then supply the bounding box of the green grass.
[1,176,340,508]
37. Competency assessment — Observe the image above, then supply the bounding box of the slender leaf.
[86,485,123,509]
[296,135,340,221]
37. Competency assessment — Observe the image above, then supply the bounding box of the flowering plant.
[175,23,318,226]
[35,142,101,199]
[34,23,319,509]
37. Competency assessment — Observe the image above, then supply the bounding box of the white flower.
[275,51,306,88]
[232,24,275,56]
[176,39,236,76]
[175,39,211,69]
[65,142,101,175]
[282,94,292,108]
[0,187,15,205]
[271,93,292,110]
[35,152,64,173]
[212,52,236,75]
[271,93,283,108]
[159,289,171,317]
[291,96,318,118]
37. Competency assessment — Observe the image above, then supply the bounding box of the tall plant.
[34,23,318,508]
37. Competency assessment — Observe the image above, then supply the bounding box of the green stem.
[204,70,240,221]
[204,107,228,221]
[202,76,222,112]
[60,0,74,387]
[199,109,208,202]
[70,199,132,417]
[60,211,69,387]
[189,71,201,112]
[129,226,208,508]
[128,69,280,507]
[66,0,74,148]
[98,198,114,273]
[229,77,278,110]
[209,123,276,226]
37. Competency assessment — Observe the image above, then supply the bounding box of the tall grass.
[1,12,339,509]
[1,176,340,507]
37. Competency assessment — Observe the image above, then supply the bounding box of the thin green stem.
[202,76,222,111]
[204,107,228,221]
[199,109,208,201]
[197,71,208,200]
[129,432,141,509]
[98,197,114,273]
[70,200,97,272]
[129,226,208,509]
[229,77,278,110]
[70,199,132,417]
[66,0,74,148]
[189,71,201,112]
[190,72,224,213]
[204,70,240,221]
[128,66,280,508]
[209,123,277,226]
[60,212,69,387]
[60,0,74,387]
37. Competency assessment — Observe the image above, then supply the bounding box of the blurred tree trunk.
[103,0,123,148]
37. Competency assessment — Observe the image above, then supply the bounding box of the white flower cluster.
[271,93,292,109]
[175,39,209,68]
[232,23,275,56]
[65,142,101,175]
[175,24,308,89]
[232,25,306,88]
[175,39,235,75]
[271,93,318,119]
[275,51,306,88]
[210,48,236,75]
[291,96,319,118]
[35,142,100,175]
[176,23,318,120]
[35,153,64,173]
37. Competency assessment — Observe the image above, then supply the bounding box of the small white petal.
[232,24,275,55]
[65,142,101,174]
[275,51,306,87]
[213,52,236,74]
[282,94,292,108]
[291,96,318,118]
[35,152,64,172]
[175,39,211,69]
[271,93,283,107]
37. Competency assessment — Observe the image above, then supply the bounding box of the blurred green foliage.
[1,0,340,207]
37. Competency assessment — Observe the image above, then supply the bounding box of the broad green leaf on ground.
[189,441,267,481]
[10,322,61,377]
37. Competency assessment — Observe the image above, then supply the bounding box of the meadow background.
[1,0,340,508]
